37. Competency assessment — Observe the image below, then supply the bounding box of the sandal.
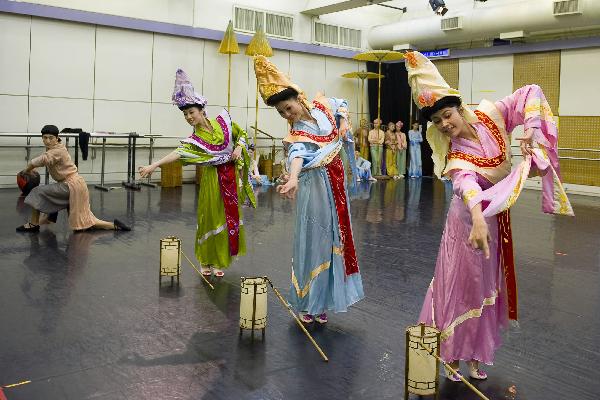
[300,313,314,324]
[213,269,225,277]
[445,366,463,382]
[113,219,131,231]
[468,362,488,380]
[200,266,212,276]
[16,223,40,232]
[315,313,328,324]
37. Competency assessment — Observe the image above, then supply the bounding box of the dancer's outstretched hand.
[277,177,298,199]
[516,127,535,158]
[231,145,243,161]
[468,219,491,259]
[138,165,156,178]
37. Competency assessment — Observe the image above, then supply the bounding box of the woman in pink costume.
[405,51,573,381]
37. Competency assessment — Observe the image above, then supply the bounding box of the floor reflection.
[1,179,599,400]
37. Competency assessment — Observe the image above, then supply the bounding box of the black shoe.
[113,219,131,231]
[16,223,40,232]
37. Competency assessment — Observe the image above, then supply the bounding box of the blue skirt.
[288,166,364,315]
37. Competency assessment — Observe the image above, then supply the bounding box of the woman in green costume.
[139,69,255,277]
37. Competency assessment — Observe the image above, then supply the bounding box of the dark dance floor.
[1,179,599,400]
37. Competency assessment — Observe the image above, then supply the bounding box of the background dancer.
[17,125,130,233]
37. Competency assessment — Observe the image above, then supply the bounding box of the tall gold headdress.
[253,55,311,110]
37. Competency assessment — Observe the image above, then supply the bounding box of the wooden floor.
[1,178,598,400]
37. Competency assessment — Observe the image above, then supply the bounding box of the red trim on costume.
[288,101,339,143]
[216,162,240,256]
[326,156,359,276]
[498,210,518,320]
[447,110,506,168]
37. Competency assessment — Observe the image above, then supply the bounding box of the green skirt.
[195,165,246,269]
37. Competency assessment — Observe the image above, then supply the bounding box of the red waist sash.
[325,155,359,276]
[216,162,240,256]
[498,210,517,320]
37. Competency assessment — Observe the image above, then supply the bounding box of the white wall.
[559,47,600,116]
[458,54,525,157]
[458,54,514,106]
[0,12,365,186]
[25,0,194,25]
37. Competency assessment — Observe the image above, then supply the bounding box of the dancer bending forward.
[405,51,573,381]
[139,70,255,277]
[254,55,364,324]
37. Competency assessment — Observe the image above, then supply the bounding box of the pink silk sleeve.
[495,84,559,173]
[449,169,482,209]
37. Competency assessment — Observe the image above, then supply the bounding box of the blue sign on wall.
[421,49,450,58]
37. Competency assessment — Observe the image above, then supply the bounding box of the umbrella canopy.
[218,20,239,54]
[341,71,384,80]
[352,51,404,121]
[245,27,273,57]
[352,49,405,63]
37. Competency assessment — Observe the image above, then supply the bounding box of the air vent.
[233,6,293,39]
[441,16,462,31]
[234,7,264,32]
[266,13,293,39]
[553,0,581,15]
[339,27,362,49]
[313,20,362,49]
[314,22,339,45]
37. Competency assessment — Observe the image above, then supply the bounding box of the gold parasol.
[341,70,383,124]
[352,50,404,121]
[245,27,273,160]
[218,20,240,112]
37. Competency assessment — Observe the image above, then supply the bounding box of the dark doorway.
[367,61,434,177]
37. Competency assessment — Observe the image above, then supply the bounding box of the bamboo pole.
[416,341,490,400]
[360,77,365,122]
[377,61,382,121]
[227,53,232,112]
[181,251,215,290]
[254,81,259,161]
[266,278,329,362]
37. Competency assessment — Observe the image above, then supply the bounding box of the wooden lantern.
[159,236,181,285]
[239,276,268,340]
[405,323,441,399]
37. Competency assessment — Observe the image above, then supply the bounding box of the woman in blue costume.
[408,122,423,178]
[254,56,364,324]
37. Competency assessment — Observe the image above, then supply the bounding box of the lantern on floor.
[405,323,441,399]
[239,276,268,340]
[159,236,181,285]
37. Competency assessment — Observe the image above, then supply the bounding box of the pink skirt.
[419,196,508,364]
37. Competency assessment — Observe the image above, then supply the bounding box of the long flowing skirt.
[385,148,398,177]
[195,164,246,269]
[396,149,406,176]
[370,145,383,176]
[408,144,422,177]
[418,196,508,364]
[359,140,370,161]
[288,165,364,315]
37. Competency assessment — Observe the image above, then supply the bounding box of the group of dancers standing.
[354,118,424,181]
[17,50,573,382]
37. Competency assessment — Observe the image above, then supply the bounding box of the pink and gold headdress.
[404,51,477,178]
